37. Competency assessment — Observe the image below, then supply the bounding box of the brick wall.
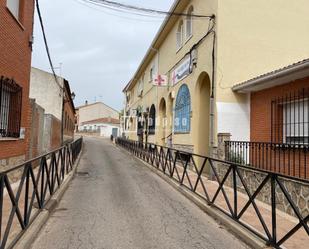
[29,99,45,158]
[63,81,75,143]
[0,0,35,161]
[250,78,309,178]
[63,101,75,141]
[51,116,61,150]
[251,77,309,142]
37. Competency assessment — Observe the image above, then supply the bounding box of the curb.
[118,146,268,249]
[14,144,84,249]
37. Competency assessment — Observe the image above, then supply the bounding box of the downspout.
[209,17,216,158]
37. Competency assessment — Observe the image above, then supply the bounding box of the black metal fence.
[225,141,309,180]
[0,77,22,138]
[116,137,309,249]
[0,137,83,249]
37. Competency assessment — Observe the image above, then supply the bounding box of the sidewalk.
[172,165,308,249]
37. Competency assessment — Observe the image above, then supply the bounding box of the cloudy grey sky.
[32,0,174,111]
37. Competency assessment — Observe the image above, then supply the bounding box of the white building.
[79,118,120,138]
[30,67,64,120]
[76,102,119,128]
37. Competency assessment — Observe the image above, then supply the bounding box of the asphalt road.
[31,137,250,249]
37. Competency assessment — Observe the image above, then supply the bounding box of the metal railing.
[0,137,83,249]
[225,141,309,180]
[116,137,309,249]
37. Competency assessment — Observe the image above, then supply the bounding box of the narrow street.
[31,137,249,249]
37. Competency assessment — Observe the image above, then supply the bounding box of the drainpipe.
[209,18,216,158]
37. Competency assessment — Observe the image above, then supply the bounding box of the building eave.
[233,59,309,93]
[123,0,186,92]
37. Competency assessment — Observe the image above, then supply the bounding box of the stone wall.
[214,133,309,218]
[0,155,26,182]
[172,144,194,154]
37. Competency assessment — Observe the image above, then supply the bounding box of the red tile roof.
[81,117,120,125]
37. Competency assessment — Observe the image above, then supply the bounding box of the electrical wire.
[35,0,61,87]
[81,0,214,19]
[74,0,164,22]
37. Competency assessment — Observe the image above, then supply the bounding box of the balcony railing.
[225,141,309,180]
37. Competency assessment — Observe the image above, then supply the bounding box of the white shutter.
[283,101,309,139]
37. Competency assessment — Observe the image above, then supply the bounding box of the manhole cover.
[76,171,89,177]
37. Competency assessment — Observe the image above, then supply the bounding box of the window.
[148,104,156,135]
[271,88,309,144]
[0,77,22,138]
[174,84,191,133]
[186,6,194,39]
[283,101,309,144]
[7,0,20,19]
[138,78,143,97]
[176,20,184,49]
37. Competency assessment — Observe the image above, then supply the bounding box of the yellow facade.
[123,0,309,157]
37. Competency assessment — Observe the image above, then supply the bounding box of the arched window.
[174,84,191,133]
[186,6,193,39]
[176,20,184,49]
[148,104,156,135]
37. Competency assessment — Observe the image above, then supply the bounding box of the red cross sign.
[154,74,168,86]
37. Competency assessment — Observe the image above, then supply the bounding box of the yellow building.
[122,0,309,157]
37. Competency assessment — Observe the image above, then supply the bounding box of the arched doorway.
[158,98,167,146]
[194,72,211,170]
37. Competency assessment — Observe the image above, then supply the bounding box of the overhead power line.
[35,0,61,86]
[74,0,164,22]
[81,0,214,19]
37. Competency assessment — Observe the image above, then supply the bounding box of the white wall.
[30,68,63,120]
[79,122,120,137]
[216,98,250,142]
[100,124,120,138]
[78,103,119,125]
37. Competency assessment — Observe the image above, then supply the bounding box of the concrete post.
[217,133,231,160]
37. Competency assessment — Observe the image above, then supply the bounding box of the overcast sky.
[32,0,174,111]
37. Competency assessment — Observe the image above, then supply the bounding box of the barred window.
[148,104,156,135]
[174,84,191,133]
[271,88,309,145]
[0,77,22,138]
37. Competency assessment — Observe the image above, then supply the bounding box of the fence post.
[271,173,277,246]
[217,133,231,160]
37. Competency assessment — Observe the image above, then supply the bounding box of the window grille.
[174,84,191,133]
[0,76,22,138]
[271,87,309,145]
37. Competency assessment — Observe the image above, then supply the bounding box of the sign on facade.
[171,56,191,86]
[153,74,168,86]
